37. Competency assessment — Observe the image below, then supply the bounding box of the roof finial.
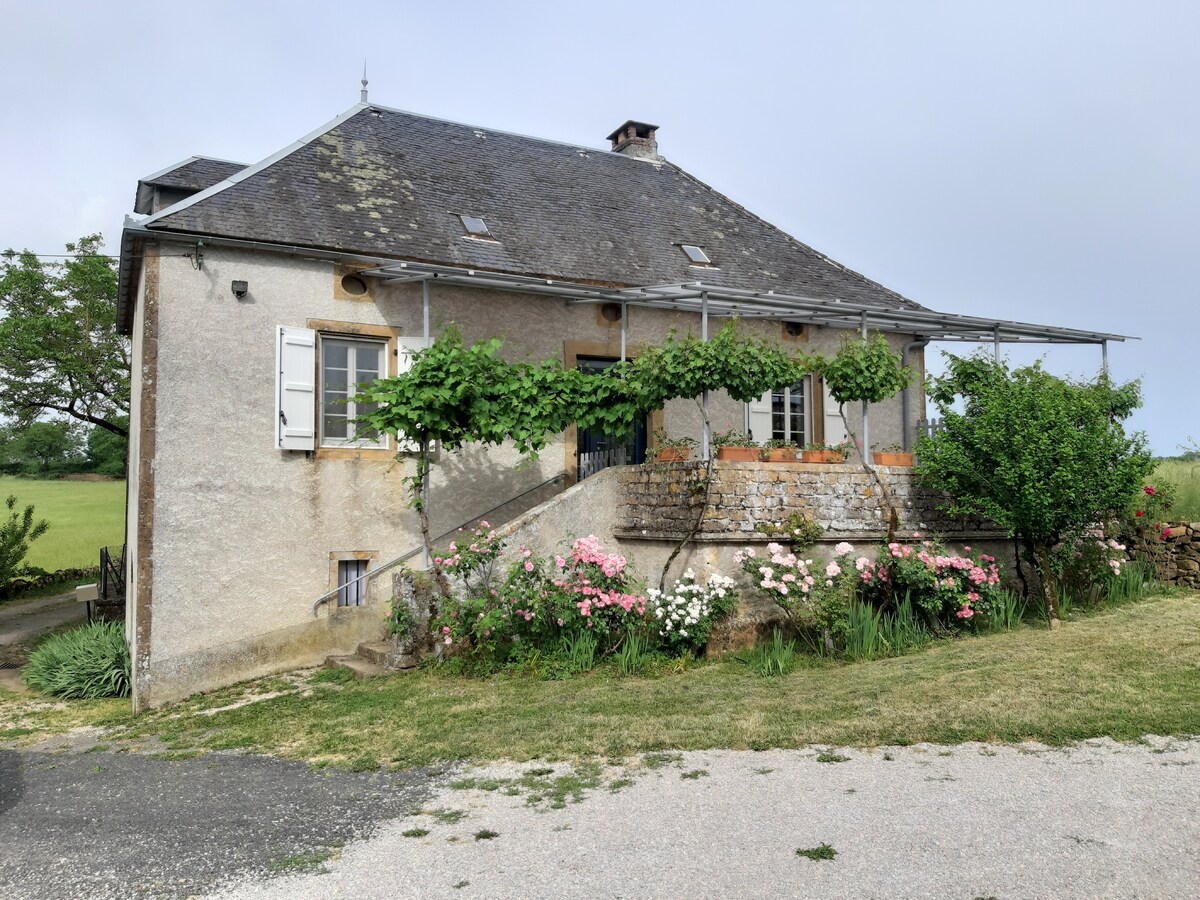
[360,61,368,103]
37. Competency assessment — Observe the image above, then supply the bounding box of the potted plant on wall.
[801,441,850,464]
[653,429,696,463]
[713,429,759,462]
[872,443,914,467]
[760,438,799,462]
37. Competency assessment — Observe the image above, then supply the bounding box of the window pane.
[324,343,348,369]
[324,413,348,439]
[355,345,382,386]
[771,390,785,439]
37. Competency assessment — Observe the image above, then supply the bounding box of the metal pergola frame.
[358,259,1134,462]
[358,260,1132,348]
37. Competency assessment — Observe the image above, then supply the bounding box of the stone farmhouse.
[116,97,1126,709]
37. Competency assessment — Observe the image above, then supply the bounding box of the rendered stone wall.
[616,460,1003,544]
[1126,522,1200,588]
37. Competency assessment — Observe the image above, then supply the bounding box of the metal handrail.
[311,473,569,615]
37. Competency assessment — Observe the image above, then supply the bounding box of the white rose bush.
[647,569,739,653]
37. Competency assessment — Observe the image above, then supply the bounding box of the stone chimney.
[606,120,660,160]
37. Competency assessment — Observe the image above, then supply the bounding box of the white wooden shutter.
[393,337,424,453]
[747,390,773,444]
[275,325,316,451]
[822,379,848,444]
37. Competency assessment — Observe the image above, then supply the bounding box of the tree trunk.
[1012,536,1030,598]
[838,405,900,543]
[414,436,451,599]
[659,398,716,592]
[1031,540,1061,629]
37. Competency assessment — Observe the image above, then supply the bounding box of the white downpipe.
[701,292,710,461]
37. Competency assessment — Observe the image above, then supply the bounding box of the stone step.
[324,654,385,679]
[356,640,396,666]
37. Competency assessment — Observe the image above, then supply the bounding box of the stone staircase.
[325,639,419,679]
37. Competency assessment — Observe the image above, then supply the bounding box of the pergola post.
[993,324,1001,363]
[701,291,710,461]
[421,278,431,570]
[620,302,627,362]
[860,312,869,464]
[1101,339,1108,375]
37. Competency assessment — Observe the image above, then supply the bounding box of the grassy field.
[2,591,1197,768]
[0,477,125,571]
[1152,458,1200,521]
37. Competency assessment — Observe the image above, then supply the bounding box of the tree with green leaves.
[1,496,50,591]
[916,354,1154,627]
[812,332,913,540]
[14,421,84,474]
[0,235,129,436]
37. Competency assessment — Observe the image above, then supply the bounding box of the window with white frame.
[320,336,387,448]
[748,377,811,446]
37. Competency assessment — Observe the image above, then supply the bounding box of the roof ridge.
[662,159,926,311]
[141,103,370,227]
[364,102,661,164]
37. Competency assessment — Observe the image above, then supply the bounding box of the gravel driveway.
[1,738,1196,899]
[212,738,1200,900]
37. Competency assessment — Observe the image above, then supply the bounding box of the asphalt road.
[0,749,442,899]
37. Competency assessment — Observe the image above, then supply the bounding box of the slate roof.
[142,157,247,192]
[143,105,924,310]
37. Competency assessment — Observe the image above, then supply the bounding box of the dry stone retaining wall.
[1126,522,1200,588]
[616,460,1003,543]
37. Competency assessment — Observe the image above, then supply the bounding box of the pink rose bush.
[433,534,654,665]
[861,537,1004,625]
[735,541,857,632]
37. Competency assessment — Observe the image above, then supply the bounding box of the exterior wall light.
[231,280,249,300]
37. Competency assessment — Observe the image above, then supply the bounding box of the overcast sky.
[2,1,1194,453]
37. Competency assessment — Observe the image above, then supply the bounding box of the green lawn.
[3,591,1197,768]
[0,477,126,571]
[1152,458,1200,521]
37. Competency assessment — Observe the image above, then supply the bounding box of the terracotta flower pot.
[801,450,845,464]
[716,446,759,462]
[655,447,690,462]
[762,448,798,462]
[872,451,914,467]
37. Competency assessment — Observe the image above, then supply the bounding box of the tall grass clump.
[22,621,130,699]
[737,629,798,676]
[986,589,1027,632]
[843,599,928,661]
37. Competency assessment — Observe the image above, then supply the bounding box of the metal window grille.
[337,559,369,607]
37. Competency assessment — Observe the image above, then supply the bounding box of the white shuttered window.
[748,377,811,446]
[321,336,388,448]
[276,326,317,451]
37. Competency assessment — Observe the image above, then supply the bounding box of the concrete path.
[0,593,85,692]
[212,739,1200,900]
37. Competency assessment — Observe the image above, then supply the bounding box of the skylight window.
[680,244,712,266]
[459,215,495,240]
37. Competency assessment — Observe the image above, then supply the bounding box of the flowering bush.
[861,535,1004,626]
[432,535,648,663]
[647,570,738,653]
[1054,525,1127,602]
[735,541,857,632]
[434,520,504,594]
[1129,481,1176,541]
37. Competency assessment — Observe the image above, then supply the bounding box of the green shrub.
[0,495,49,591]
[23,621,130,699]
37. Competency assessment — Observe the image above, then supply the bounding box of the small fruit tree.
[916,354,1154,627]
[812,332,912,539]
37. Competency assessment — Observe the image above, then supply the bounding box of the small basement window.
[337,559,369,607]
[459,215,495,240]
[680,244,713,266]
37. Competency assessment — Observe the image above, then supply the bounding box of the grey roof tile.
[143,157,247,192]
[146,108,923,310]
